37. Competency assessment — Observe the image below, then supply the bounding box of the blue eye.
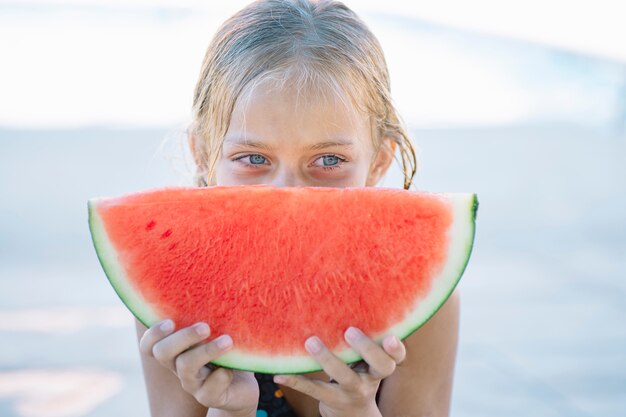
[232,153,347,171]
[249,154,266,164]
[313,154,347,171]
[322,155,339,166]
[233,154,268,167]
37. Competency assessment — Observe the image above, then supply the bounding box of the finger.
[382,334,407,366]
[345,327,396,380]
[304,336,361,390]
[273,374,333,402]
[152,322,211,372]
[139,319,176,357]
[176,335,233,393]
[195,367,235,409]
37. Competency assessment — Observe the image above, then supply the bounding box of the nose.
[268,167,306,187]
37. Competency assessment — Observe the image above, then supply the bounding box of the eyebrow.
[223,136,355,151]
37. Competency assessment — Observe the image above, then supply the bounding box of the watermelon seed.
[145,220,156,231]
[160,229,173,239]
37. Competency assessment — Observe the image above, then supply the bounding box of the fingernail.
[388,335,399,349]
[305,336,322,353]
[194,322,210,337]
[345,327,362,342]
[159,319,174,332]
[215,335,232,349]
[274,375,287,384]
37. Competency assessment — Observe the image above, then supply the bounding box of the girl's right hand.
[139,320,259,415]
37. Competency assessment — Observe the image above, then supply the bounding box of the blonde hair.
[189,0,417,189]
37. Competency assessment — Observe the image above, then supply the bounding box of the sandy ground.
[0,124,624,416]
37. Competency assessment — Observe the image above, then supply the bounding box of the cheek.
[310,163,371,187]
[350,160,374,186]
[213,158,275,186]
[213,159,239,186]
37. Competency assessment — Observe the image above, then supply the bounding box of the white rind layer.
[88,199,161,326]
[88,192,477,374]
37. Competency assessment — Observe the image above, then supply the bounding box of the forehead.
[225,76,373,149]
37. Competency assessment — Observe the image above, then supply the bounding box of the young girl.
[136,1,460,416]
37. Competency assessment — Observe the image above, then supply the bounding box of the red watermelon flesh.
[88,185,477,374]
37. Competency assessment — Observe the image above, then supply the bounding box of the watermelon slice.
[88,185,477,374]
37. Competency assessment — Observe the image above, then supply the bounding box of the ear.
[366,136,397,187]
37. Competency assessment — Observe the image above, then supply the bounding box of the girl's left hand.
[273,327,406,417]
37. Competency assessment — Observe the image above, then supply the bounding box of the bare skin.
[136,78,460,417]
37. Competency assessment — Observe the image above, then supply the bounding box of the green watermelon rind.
[88,191,478,375]
[88,199,161,327]
[375,193,478,346]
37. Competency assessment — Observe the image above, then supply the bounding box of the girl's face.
[213,79,395,188]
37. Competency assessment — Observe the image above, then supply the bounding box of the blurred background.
[0,0,625,416]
